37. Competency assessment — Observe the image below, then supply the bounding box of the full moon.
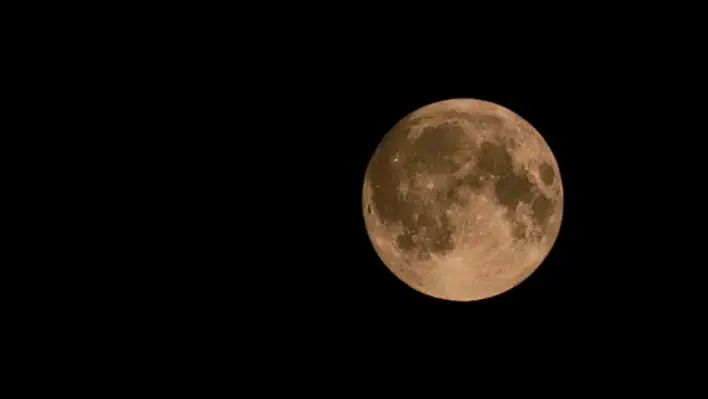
[362,98,563,301]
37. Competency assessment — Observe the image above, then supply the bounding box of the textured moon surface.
[362,98,563,301]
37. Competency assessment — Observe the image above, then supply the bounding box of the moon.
[362,98,563,301]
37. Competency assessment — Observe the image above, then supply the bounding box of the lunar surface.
[362,98,563,301]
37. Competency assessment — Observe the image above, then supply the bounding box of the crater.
[531,194,553,228]
[538,161,555,185]
[512,222,527,239]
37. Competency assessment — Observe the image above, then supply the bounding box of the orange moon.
[362,98,563,301]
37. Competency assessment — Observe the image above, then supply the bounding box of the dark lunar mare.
[461,140,555,238]
[368,118,475,259]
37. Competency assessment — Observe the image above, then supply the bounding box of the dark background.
[24,12,703,362]
[12,11,708,386]
[162,43,704,349]
[9,6,708,387]
[52,29,694,369]
[312,71,603,325]
[269,54,699,339]
[206,63,638,333]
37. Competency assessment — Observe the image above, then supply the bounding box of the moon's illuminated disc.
[362,98,563,301]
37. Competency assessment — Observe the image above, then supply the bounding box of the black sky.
[331,72,594,318]
[124,32,706,360]
[21,6,708,382]
[253,57,703,336]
